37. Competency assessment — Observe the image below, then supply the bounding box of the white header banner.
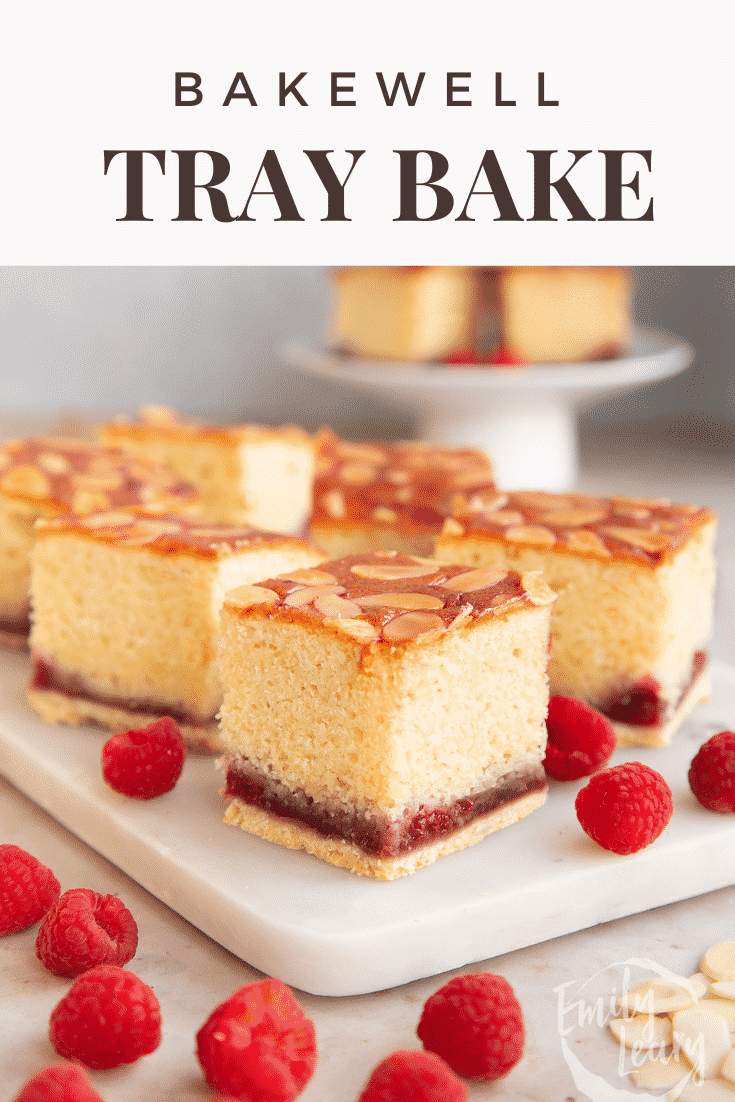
[2,1,733,265]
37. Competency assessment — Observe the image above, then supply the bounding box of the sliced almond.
[483,509,525,527]
[711,982,735,1002]
[350,562,437,581]
[521,572,557,607]
[130,519,182,536]
[382,612,445,642]
[513,492,575,511]
[721,1047,735,1084]
[609,1015,673,1048]
[226,585,279,609]
[601,526,672,553]
[676,1079,735,1101]
[629,1053,691,1091]
[702,945,735,983]
[441,518,464,536]
[79,511,136,528]
[618,976,703,1015]
[440,567,507,593]
[320,488,346,519]
[0,453,11,470]
[672,1007,732,1080]
[450,467,496,489]
[0,464,51,498]
[36,451,70,474]
[505,524,557,547]
[467,490,507,512]
[386,468,410,485]
[539,506,607,527]
[356,593,445,611]
[284,585,345,608]
[140,404,178,424]
[328,617,380,642]
[279,568,338,586]
[698,998,735,1029]
[394,487,413,504]
[70,489,110,515]
[611,495,672,510]
[613,505,652,520]
[339,462,378,486]
[336,442,386,465]
[71,473,124,490]
[313,594,362,619]
[564,530,612,557]
[372,506,398,524]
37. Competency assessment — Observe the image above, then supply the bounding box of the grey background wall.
[1,267,733,442]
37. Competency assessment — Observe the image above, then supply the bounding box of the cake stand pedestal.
[285,328,693,491]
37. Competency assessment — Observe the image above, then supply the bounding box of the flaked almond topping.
[37,452,70,474]
[372,506,398,524]
[339,462,378,486]
[382,611,446,642]
[601,526,673,553]
[505,525,557,547]
[227,584,279,609]
[490,593,512,607]
[483,509,525,527]
[70,489,110,515]
[679,503,702,514]
[386,468,410,484]
[279,568,338,586]
[539,506,608,527]
[613,506,651,521]
[449,493,468,515]
[284,584,345,607]
[0,453,10,469]
[450,467,496,489]
[313,593,363,619]
[467,490,506,512]
[130,519,182,536]
[71,473,124,490]
[328,617,380,642]
[320,488,346,519]
[658,519,680,531]
[395,486,414,504]
[610,495,673,510]
[0,464,52,498]
[441,517,464,536]
[356,592,445,610]
[139,484,166,504]
[513,492,575,511]
[336,442,386,465]
[565,530,612,557]
[373,549,398,558]
[80,511,136,528]
[140,404,178,424]
[440,567,508,592]
[350,562,437,581]
[126,461,162,482]
[520,571,557,607]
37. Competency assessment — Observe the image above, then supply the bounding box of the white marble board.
[1,650,734,997]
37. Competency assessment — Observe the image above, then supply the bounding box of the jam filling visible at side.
[600,651,707,727]
[30,654,210,728]
[0,611,31,637]
[225,761,547,859]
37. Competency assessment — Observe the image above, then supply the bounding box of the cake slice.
[311,431,496,558]
[28,511,325,751]
[219,551,555,879]
[330,266,631,364]
[435,491,717,746]
[0,436,200,649]
[98,406,315,534]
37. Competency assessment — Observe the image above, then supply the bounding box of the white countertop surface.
[3,424,734,1102]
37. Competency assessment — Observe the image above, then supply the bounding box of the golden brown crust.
[0,437,199,515]
[100,406,313,448]
[443,490,716,567]
[223,789,547,880]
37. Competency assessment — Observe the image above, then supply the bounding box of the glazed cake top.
[101,406,312,447]
[441,490,716,567]
[224,550,555,646]
[35,511,316,560]
[0,437,199,515]
[313,431,496,534]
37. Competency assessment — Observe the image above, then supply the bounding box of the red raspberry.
[12,1063,104,1102]
[543,696,616,781]
[485,347,526,366]
[358,1050,467,1101]
[49,963,161,1070]
[1,844,60,935]
[416,973,524,1081]
[575,761,673,854]
[36,888,138,977]
[101,716,185,799]
[196,977,317,1102]
[689,731,735,811]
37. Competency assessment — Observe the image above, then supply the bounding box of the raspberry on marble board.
[101,716,186,799]
[0,844,60,936]
[575,761,673,854]
[36,888,138,977]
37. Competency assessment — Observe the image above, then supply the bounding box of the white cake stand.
[284,328,694,491]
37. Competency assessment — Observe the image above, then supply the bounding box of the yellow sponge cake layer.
[99,406,315,534]
[219,552,555,878]
[436,491,716,746]
[28,511,324,751]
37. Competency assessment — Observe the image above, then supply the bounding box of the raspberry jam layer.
[30,654,211,729]
[0,610,31,639]
[601,651,707,728]
[225,760,547,859]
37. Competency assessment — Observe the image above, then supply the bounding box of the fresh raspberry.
[358,1050,467,1101]
[49,964,161,1070]
[543,696,616,781]
[689,731,735,811]
[575,761,673,854]
[485,347,526,366]
[196,977,317,1102]
[1,844,60,935]
[101,716,185,799]
[36,888,138,977]
[416,973,524,1081]
[12,1063,105,1102]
